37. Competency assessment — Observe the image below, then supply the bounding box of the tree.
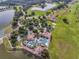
[18,26,28,36]
[21,20,27,25]
[46,12,50,16]
[12,21,18,29]
[31,11,35,16]
[33,19,39,27]
[10,31,18,47]
[41,49,50,59]
[42,15,46,19]
[19,10,24,16]
[39,28,44,33]
[47,25,53,32]
[25,11,27,14]
[13,17,19,22]
[24,30,28,35]
[33,29,38,33]
[25,14,28,18]
[25,21,29,27]
[29,22,34,26]
[62,18,69,24]
[38,16,41,19]
[28,25,34,31]
[18,26,25,34]
[41,22,47,28]
[13,6,17,11]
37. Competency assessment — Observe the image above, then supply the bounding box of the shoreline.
[0,24,13,45]
[0,37,3,45]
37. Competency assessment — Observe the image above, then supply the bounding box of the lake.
[0,9,15,37]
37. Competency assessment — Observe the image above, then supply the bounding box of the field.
[49,2,79,59]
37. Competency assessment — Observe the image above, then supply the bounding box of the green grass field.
[27,8,52,16]
[49,2,79,59]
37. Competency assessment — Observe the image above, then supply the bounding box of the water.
[0,30,4,38]
[0,9,15,29]
[0,9,15,38]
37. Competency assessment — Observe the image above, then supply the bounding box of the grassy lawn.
[49,2,79,59]
[4,25,13,34]
[35,10,52,16]
[27,8,52,16]
[3,37,12,51]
